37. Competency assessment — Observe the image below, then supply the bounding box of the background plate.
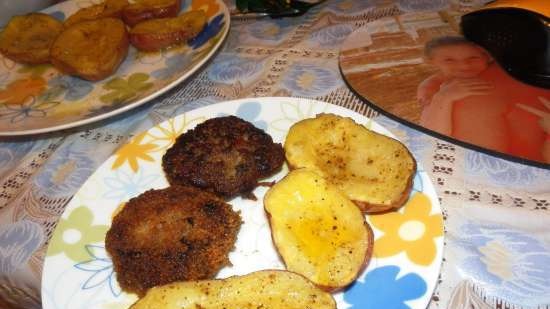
[0,0,229,136]
[42,97,444,309]
[339,9,550,168]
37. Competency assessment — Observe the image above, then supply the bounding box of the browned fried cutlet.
[105,185,242,296]
[162,116,285,198]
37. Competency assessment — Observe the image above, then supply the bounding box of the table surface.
[1,1,550,309]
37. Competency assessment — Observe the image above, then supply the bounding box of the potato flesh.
[122,0,181,27]
[129,10,206,51]
[64,0,129,27]
[50,18,129,81]
[0,13,63,64]
[122,0,181,26]
[284,113,416,212]
[130,270,336,309]
[264,169,371,290]
[131,10,206,35]
[129,0,178,10]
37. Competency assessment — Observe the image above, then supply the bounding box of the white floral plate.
[0,0,229,136]
[42,97,444,309]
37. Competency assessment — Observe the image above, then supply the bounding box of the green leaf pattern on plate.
[47,206,109,262]
[100,73,153,105]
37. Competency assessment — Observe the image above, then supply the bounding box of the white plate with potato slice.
[0,0,229,136]
[42,97,444,309]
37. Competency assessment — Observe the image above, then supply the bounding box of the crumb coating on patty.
[105,185,242,295]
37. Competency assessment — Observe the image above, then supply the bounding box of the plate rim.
[40,96,444,309]
[0,0,230,137]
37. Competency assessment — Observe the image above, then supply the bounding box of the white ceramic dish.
[42,97,444,309]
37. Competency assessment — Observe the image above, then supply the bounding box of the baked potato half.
[264,169,373,292]
[0,13,63,64]
[122,0,181,27]
[284,113,416,213]
[64,0,129,27]
[129,10,206,52]
[130,270,336,309]
[50,18,129,81]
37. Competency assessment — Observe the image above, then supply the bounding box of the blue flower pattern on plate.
[0,221,43,274]
[282,63,339,97]
[235,102,267,130]
[0,97,59,123]
[208,54,263,84]
[189,14,224,49]
[456,222,550,306]
[47,75,93,101]
[103,169,160,201]
[216,102,267,130]
[344,265,427,309]
[412,171,424,194]
[74,245,120,297]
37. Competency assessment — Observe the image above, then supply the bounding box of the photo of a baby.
[339,11,550,166]
[419,36,549,163]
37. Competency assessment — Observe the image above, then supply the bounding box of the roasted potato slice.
[130,270,336,309]
[64,0,129,27]
[122,0,181,27]
[50,18,129,81]
[129,10,206,52]
[0,13,63,64]
[264,169,373,291]
[284,114,416,213]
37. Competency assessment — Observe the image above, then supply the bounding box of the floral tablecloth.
[1,1,550,309]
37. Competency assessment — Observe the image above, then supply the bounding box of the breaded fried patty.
[162,116,285,198]
[105,185,242,296]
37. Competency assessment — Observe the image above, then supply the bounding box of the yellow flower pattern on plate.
[370,192,443,266]
[112,132,158,172]
[146,114,207,151]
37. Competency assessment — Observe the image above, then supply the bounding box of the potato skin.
[50,18,129,81]
[122,0,181,27]
[129,10,206,52]
[0,13,63,64]
[64,0,129,27]
[352,172,414,213]
[129,270,337,309]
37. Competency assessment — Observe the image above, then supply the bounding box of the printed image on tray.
[339,9,550,167]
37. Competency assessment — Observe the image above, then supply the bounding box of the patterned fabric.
[0,1,549,309]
